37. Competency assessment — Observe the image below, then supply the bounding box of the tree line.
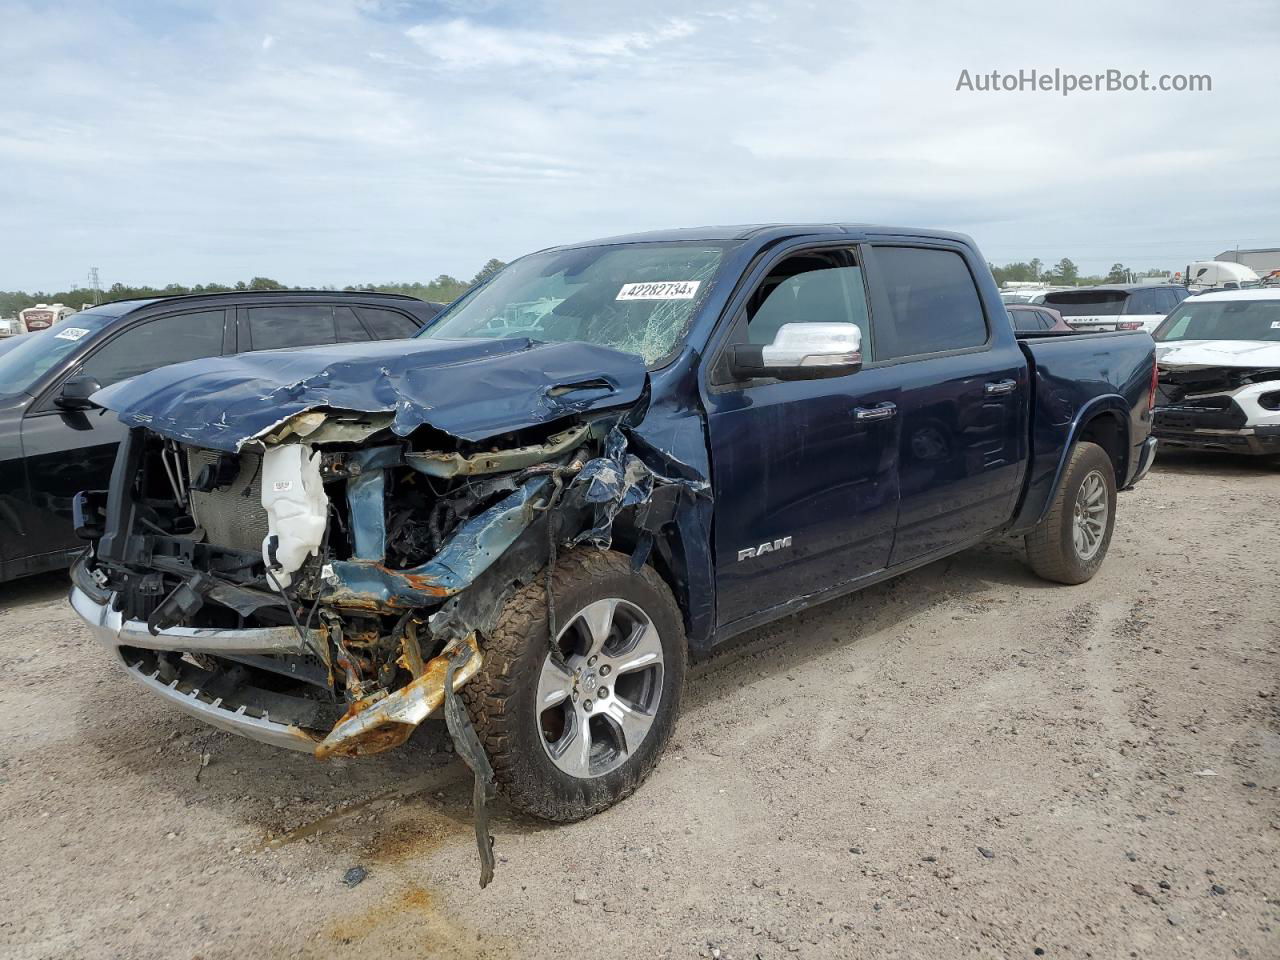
[0,259,507,317]
[989,257,1173,287]
[2,254,1179,317]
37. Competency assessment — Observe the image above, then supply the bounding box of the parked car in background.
[0,316,24,338]
[18,302,77,332]
[70,224,1157,850]
[999,286,1069,305]
[1152,289,1280,456]
[1042,284,1191,333]
[0,290,442,582]
[1007,303,1073,334]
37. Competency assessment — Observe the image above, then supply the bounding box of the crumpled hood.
[1156,339,1280,369]
[93,337,648,452]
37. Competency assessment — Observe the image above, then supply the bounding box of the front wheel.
[1024,440,1117,584]
[462,548,686,822]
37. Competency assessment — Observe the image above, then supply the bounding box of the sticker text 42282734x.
[616,281,701,301]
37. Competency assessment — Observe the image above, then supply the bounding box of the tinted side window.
[1008,310,1038,332]
[247,305,335,350]
[80,310,225,387]
[335,306,371,343]
[357,306,419,340]
[1126,290,1157,314]
[744,250,871,359]
[1036,310,1056,329]
[874,247,987,358]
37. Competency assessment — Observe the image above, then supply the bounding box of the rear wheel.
[462,548,686,822]
[1025,441,1117,584]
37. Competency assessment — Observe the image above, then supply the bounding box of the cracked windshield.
[420,242,727,363]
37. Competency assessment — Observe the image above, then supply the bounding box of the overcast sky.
[1,0,1277,291]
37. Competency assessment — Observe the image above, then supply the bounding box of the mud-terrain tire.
[462,547,686,822]
[1025,441,1117,585]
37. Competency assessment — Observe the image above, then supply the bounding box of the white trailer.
[18,303,77,333]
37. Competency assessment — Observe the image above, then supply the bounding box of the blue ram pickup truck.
[71,224,1156,870]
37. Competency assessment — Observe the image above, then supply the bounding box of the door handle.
[854,402,897,422]
[984,379,1017,397]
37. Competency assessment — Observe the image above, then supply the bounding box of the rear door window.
[335,306,372,343]
[1008,310,1039,332]
[79,310,226,387]
[872,246,988,358]
[357,306,420,340]
[246,305,336,350]
[1125,290,1157,315]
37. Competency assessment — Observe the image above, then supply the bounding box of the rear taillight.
[1118,321,1143,331]
[1149,361,1160,411]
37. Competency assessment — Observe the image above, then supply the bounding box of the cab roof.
[553,223,977,249]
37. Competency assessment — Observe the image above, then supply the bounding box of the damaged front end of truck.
[1154,342,1280,455]
[70,337,704,885]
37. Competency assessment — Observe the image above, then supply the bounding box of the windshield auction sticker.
[54,327,91,341]
[616,280,701,301]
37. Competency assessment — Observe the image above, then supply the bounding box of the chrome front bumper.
[71,585,326,752]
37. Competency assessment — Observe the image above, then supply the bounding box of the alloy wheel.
[536,598,665,779]
[1072,469,1109,560]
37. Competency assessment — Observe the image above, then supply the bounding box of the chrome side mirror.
[730,322,863,380]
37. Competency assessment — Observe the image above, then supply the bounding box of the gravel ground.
[1,450,1276,960]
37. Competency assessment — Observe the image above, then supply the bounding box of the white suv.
[1043,285,1190,333]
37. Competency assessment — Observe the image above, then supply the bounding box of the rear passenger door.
[864,244,1028,566]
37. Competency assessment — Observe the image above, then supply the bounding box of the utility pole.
[88,267,102,304]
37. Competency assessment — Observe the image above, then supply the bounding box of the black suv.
[0,291,441,582]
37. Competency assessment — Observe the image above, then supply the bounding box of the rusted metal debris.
[315,634,484,759]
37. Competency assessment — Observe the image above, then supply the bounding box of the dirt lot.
[1,451,1276,960]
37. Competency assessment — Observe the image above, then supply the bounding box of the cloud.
[404,17,697,71]
[0,0,1276,290]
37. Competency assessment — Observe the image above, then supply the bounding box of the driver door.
[703,246,901,630]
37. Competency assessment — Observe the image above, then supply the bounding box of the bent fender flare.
[1015,393,1133,532]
